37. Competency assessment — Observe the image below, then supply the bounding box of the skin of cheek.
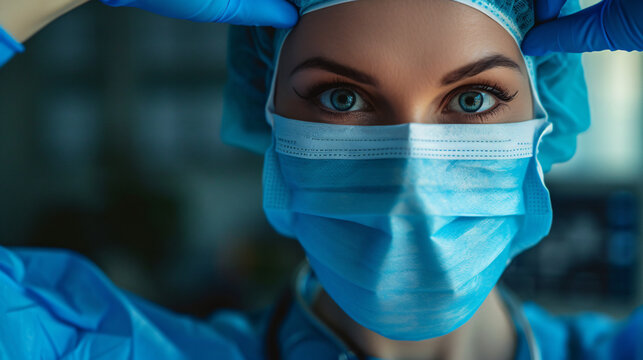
[274,0,534,124]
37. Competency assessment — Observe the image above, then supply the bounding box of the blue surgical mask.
[263,113,553,341]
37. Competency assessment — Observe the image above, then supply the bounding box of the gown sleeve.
[0,246,262,359]
[0,26,24,67]
[522,301,643,360]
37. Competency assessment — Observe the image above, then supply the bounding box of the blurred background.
[0,1,641,320]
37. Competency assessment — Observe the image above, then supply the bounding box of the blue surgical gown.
[0,246,641,360]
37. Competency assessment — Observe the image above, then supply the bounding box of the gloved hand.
[100,0,298,28]
[522,0,643,55]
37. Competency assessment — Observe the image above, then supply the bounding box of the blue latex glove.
[100,0,298,27]
[0,26,24,67]
[522,0,643,55]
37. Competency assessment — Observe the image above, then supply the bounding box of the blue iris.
[330,89,356,111]
[459,92,483,112]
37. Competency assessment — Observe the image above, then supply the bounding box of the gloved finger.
[534,0,568,23]
[215,0,298,28]
[522,2,608,55]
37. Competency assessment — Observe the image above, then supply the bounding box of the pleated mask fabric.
[263,112,553,340]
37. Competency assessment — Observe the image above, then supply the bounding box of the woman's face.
[274,0,533,125]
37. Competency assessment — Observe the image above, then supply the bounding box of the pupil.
[331,89,356,111]
[459,92,483,112]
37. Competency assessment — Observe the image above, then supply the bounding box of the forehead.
[280,0,525,83]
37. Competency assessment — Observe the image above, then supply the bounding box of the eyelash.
[441,81,519,123]
[293,78,374,117]
[293,79,518,122]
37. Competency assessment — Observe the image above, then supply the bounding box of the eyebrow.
[290,56,379,86]
[289,53,522,88]
[440,54,522,86]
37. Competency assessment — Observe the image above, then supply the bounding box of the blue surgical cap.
[221,0,590,173]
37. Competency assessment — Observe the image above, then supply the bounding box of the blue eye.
[448,91,496,113]
[319,88,367,112]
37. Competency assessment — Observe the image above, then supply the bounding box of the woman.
[0,0,641,359]
[221,0,640,359]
